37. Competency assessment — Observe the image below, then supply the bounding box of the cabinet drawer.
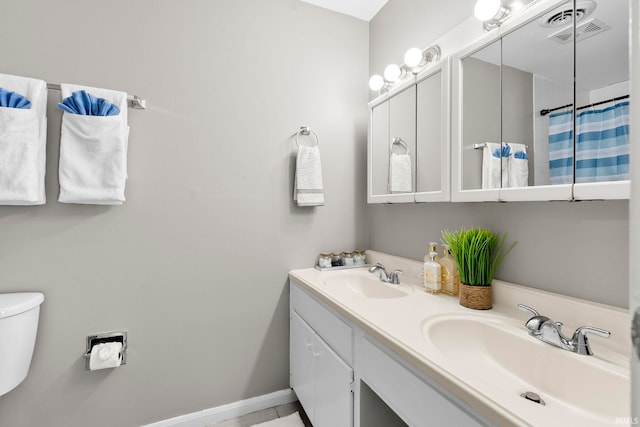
[359,337,486,427]
[291,280,353,365]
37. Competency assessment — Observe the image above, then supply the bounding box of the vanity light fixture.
[474,0,510,31]
[369,44,441,94]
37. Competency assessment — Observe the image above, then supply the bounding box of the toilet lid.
[0,292,44,319]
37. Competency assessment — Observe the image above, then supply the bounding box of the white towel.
[508,142,529,187]
[0,73,47,205]
[481,142,507,189]
[294,145,324,207]
[389,152,412,193]
[58,83,129,205]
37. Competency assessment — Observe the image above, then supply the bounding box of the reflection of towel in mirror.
[481,142,506,189]
[389,152,412,193]
[294,145,324,207]
[508,143,528,187]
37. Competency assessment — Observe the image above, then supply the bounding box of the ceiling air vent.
[539,0,596,27]
[548,18,611,44]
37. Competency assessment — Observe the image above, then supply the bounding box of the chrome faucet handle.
[517,304,550,335]
[518,304,541,317]
[388,269,403,285]
[571,326,611,356]
[368,263,385,273]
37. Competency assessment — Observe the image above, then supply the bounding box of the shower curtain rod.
[46,83,146,110]
[540,94,629,116]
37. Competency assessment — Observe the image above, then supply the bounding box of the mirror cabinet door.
[573,0,630,199]
[415,60,450,202]
[499,0,574,201]
[368,85,416,203]
[457,40,501,201]
[389,85,417,198]
[370,100,390,200]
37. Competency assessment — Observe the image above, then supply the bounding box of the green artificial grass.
[442,228,516,286]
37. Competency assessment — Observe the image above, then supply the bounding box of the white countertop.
[289,251,631,427]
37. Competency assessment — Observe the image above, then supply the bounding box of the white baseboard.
[141,389,297,427]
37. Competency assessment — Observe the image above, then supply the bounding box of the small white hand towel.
[481,142,508,189]
[508,142,529,187]
[389,152,412,193]
[58,83,129,205]
[294,145,324,207]
[0,73,47,205]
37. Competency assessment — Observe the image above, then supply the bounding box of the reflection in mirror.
[416,70,443,193]
[370,85,416,197]
[461,40,501,191]
[389,137,412,193]
[502,0,574,187]
[574,0,629,184]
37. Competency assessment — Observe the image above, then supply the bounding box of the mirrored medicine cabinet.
[368,57,450,203]
[451,0,630,202]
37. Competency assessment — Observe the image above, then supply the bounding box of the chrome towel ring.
[295,126,319,147]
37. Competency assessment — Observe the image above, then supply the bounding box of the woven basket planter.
[459,283,492,310]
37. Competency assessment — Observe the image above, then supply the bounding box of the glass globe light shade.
[474,0,501,21]
[404,48,424,68]
[384,64,402,82]
[369,75,384,91]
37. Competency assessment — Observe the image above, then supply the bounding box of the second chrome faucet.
[518,304,610,356]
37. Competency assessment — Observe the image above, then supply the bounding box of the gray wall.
[0,1,368,426]
[369,0,629,308]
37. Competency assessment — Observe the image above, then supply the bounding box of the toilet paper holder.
[84,331,127,371]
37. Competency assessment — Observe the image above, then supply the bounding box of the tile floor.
[209,401,312,427]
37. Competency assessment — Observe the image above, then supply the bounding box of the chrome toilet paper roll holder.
[84,331,128,370]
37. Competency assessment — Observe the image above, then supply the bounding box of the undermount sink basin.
[422,314,629,422]
[322,273,409,299]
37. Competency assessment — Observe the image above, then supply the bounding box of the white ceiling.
[300,0,389,21]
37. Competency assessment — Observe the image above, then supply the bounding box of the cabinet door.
[415,58,450,202]
[388,85,417,202]
[290,312,316,424]
[314,334,353,427]
[369,101,391,201]
[368,83,417,204]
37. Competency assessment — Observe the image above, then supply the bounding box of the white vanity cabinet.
[290,278,491,427]
[357,337,487,427]
[290,283,354,427]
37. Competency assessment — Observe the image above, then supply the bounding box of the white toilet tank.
[0,292,44,396]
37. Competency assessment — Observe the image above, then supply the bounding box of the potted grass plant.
[441,228,516,310]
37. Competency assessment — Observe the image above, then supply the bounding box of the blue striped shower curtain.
[548,110,573,185]
[548,101,630,184]
[575,101,629,183]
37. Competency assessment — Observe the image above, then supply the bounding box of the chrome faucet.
[368,263,403,285]
[518,304,610,356]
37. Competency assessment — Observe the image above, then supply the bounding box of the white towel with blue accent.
[294,145,324,207]
[0,73,47,205]
[58,83,129,205]
[481,142,507,189]
[507,142,529,187]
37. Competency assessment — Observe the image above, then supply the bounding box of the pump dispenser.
[439,244,459,296]
[424,251,442,294]
[428,242,440,262]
